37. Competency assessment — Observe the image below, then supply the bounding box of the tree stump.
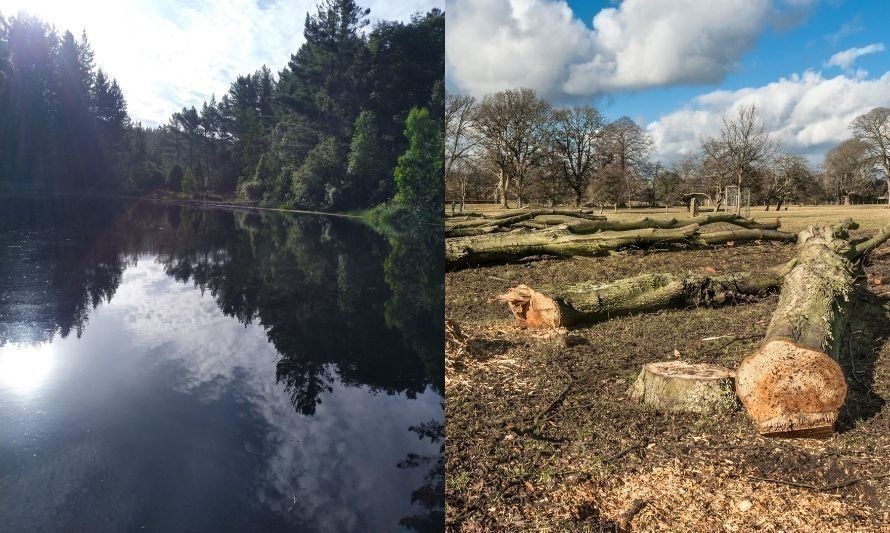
[630,361,738,414]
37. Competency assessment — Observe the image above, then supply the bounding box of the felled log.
[569,213,780,234]
[444,225,500,238]
[693,228,796,246]
[630,361,738,414]
[736,222,890,437]
[447,209,605,230]
[446,224,701,268]
[496,265,791,328]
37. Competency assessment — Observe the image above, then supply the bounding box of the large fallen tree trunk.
[447,209,605,230]
[496,264,793,328]
[447,224,701,268]
[692,228,795,246]
[570,214,780,234]
[735,222,890,438]
[447,224,796,268]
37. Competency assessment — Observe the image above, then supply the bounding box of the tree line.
[0,1,444,214]
[0,14,130,189]
[445,87,890,210]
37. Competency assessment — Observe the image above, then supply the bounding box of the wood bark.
[692,228,795,246]
[630,362,738,414]
[446,224,701,268]
[569,213,780,234]
[735,222,889,438]
[447,224,795,268]
[496,265,790,328]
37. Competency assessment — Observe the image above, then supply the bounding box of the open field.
[445,205,890,531]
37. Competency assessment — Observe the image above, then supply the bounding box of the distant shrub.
[238,180,264,201]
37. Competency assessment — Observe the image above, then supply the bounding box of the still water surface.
[0,196,443,532]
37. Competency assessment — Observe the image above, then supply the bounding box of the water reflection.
[0,196,444,531]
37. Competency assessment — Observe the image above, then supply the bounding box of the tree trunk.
[692,228,796,246]
[447,225,796,267]
[689,197,698,217]
[446,225,701,268]
[496,267,789,328]
[498,168,509,208]
[446,209,607,237]
[735,222,883,438]
[630,362,738,414]
[569,213,780,234]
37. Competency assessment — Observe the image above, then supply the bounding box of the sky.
[0,0,440,128]
[445,0,890,163]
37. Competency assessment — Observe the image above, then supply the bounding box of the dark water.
[0,195,444,532]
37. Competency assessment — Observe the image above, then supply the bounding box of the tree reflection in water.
[0,196,444,530]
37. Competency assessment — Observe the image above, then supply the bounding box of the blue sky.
[0,0,439,127]
[445,0,890,162]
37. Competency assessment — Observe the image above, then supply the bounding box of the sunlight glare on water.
[0,342,55,395]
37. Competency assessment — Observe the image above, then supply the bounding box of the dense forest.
[0,1,444,213]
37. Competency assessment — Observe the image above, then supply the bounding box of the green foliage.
[346,110,386,202]
[167,164,184,191]
[0,15,129,188]
[393,108,443,212]
[291,137,343,209]
[129,160,164,191]
[182,167,199,195]
[237,180,264,201]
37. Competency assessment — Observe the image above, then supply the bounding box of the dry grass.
[446,205,890,532]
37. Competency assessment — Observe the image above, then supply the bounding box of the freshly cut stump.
[736,340,845,438]
[630,361,738,414]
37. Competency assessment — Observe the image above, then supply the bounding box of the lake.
[0,195,444,532]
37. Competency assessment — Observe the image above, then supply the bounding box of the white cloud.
[446,0,805,99]
[646,70,890,163]
[825,42,886,70]
[0,0,438,126]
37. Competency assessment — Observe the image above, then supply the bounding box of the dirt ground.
[445,205,890,531]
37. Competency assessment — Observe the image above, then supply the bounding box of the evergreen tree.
[182,166,199,195]
[346,110,386,203]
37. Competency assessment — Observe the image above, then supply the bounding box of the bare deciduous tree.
[822,138,881,205]
[444,92,479,211]
[701,105,777,210]
[764,153,813,210]
[547,104,605,206]
[850,107,890,207]
[475,88,549,208]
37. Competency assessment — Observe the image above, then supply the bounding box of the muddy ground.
[445,206,890,531]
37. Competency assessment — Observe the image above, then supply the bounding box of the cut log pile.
[446,211,780,238]
[490,217,890,438]
[446,212,794,268]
